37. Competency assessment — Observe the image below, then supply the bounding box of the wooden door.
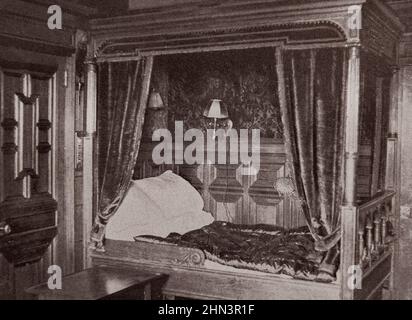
[0,60,59,299]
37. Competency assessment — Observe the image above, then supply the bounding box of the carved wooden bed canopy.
[83,0,404,300]
[87,0,401,60]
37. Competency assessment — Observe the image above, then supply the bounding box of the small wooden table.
[26,266,167,300]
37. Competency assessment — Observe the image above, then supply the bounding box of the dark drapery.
[276,48,346,276]
[90,57,154,250]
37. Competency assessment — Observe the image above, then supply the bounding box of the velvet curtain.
[276,48,346,275]
[90,57,154,250]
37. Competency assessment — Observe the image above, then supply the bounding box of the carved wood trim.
[37,142,52,154]
[1,143,18,155]
[0,59,57,76]
[0,65,58,265]
[0,226,57,265]
[0,33,74,58]
[371,78,384,195]
[361,3,403,65]
[15,92,39,105]
[341,46,361,300]
[0,195,57,265]
[88,1,403,63]
[95,22,347,59]
[90,0,375,62]
[1,118,17,130]
[92,241,341,300]
[36,119,52,131]
[356,252,391,300]
[104,239,206,267]
[15,168,38,181]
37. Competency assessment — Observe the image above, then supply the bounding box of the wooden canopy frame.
[84,0,404,299]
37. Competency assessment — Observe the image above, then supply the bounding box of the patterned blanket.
[135,221,327,281]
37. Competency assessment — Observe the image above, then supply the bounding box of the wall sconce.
[148,90,164,110]
[203,99,230,140]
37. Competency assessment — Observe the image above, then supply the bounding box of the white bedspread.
[106,170,215,241]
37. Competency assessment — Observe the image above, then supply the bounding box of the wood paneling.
[0,47,76,299]
[92,252,341,300]
[135,139,374,228]
[0,0,88,291]
[0,65,58,264]
[135,140,305,229]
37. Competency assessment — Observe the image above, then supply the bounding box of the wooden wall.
[0,1,91,299]
[134,139,374,229]
[134,139,305,228]
[397,33,412,299]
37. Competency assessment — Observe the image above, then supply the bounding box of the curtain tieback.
[90,219,107,252]
[89,199,123,252]
[313,227,341,252]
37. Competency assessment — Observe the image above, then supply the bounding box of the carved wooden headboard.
[134,138,306,229]
[134,139,373,228]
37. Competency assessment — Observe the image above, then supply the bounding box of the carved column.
[385,67,400,191]
[341,46,361,300]
[388,66,402,300]
[344,46,361,207]
[85,61,97,135]
[83,59,97,267]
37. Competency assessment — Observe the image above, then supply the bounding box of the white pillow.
[105,180,166,240]
[132,170,204,218]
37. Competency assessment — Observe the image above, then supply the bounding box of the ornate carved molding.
[37,119,52,131]
[0,0,91,58]
[208,164,243,203]
[1,118,17,130]
[249,163,287,206]
[87,0,405,64]
[0,62,57,265]
[94,21,347,59]
[1,143,18,155]
[37,142,52,154]
[0,34,75,57]
[15,168,39,181]
[15,92,39,105]
[171,249,205,266]
[0,226,57,265]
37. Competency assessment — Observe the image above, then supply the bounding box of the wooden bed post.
[83,59,97,268]
[341,45,361,300]
[386,66,401,299]
[386,68,400,192]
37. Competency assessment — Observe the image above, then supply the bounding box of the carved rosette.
[172,248,205,266]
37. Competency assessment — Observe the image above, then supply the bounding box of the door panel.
[0,61,59,299]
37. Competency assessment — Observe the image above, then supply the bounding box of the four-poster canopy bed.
[83,0,403,300]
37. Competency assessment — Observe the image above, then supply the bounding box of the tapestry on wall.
[162,48,283,139]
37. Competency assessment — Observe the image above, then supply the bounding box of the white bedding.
[106,170,215,241]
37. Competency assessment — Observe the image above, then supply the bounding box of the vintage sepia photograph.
[0,0,412,303]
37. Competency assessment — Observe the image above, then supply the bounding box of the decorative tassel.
[89,219,107,252]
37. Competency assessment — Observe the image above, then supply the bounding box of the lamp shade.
[148,90,164,109]
[203,99,228,119]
